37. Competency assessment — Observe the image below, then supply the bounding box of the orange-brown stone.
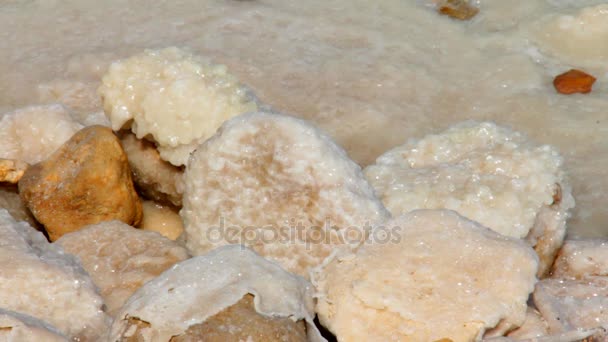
[18,125,142,241]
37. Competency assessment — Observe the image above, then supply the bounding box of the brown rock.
[437,0,479,20]
[120,294,307,342]
[18,125,142,241]
[169,295,307,342]
[119,132,183,207]
[553,69,596,94]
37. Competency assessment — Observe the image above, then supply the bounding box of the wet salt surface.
[0,0,606,237]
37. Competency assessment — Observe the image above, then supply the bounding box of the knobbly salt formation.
[313,210,538,341]
[364,121,574,276]
[55,220,189,316]
[0,209,109,340]
[0,309,68,342]
[19,125,142,241]
[119,132,184,207]
[181,112,389,277]
[140,200,184,240]
[0,104,83,164]
[110,245,321,341]
[99,47,259,166]
[553,69,596,95]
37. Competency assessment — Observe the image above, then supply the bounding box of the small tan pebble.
[140,200,184,240]
[553,69,596,94]
[18,125,142,241]
[0,158,28,183]
[55,220,189,317]
[437,0,479,20]
[168,294,307,342]
[119,132,183,207]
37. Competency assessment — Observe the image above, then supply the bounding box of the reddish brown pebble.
[18,125,142,241]
[437,0,479,20]
[553,69,596,94]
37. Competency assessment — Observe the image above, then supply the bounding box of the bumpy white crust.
[181,112,389,277]
[110,245,322,342]
[0,309,68,342]
[0,209,109,340]
[99,47,258,166]
[0,104,83,164]
[312,210,539,342]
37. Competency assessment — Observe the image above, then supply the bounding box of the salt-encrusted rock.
[533,277,608,340]
[364,121,574,277]
[181,112,389,278]
[99,47,259,166]
[18,125,142,241]
[551,239,608,279]
[119,132,183,207]
[139,200,184,240]
[0,209,109,340]
[55,220,189,316]
[0,104,83,164]
[110,245,322,342]
[312,210,538,342]
[0,309,68,342]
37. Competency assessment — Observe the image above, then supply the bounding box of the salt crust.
[365,121,568,239]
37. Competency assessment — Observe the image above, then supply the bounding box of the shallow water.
[0,0,606,237]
